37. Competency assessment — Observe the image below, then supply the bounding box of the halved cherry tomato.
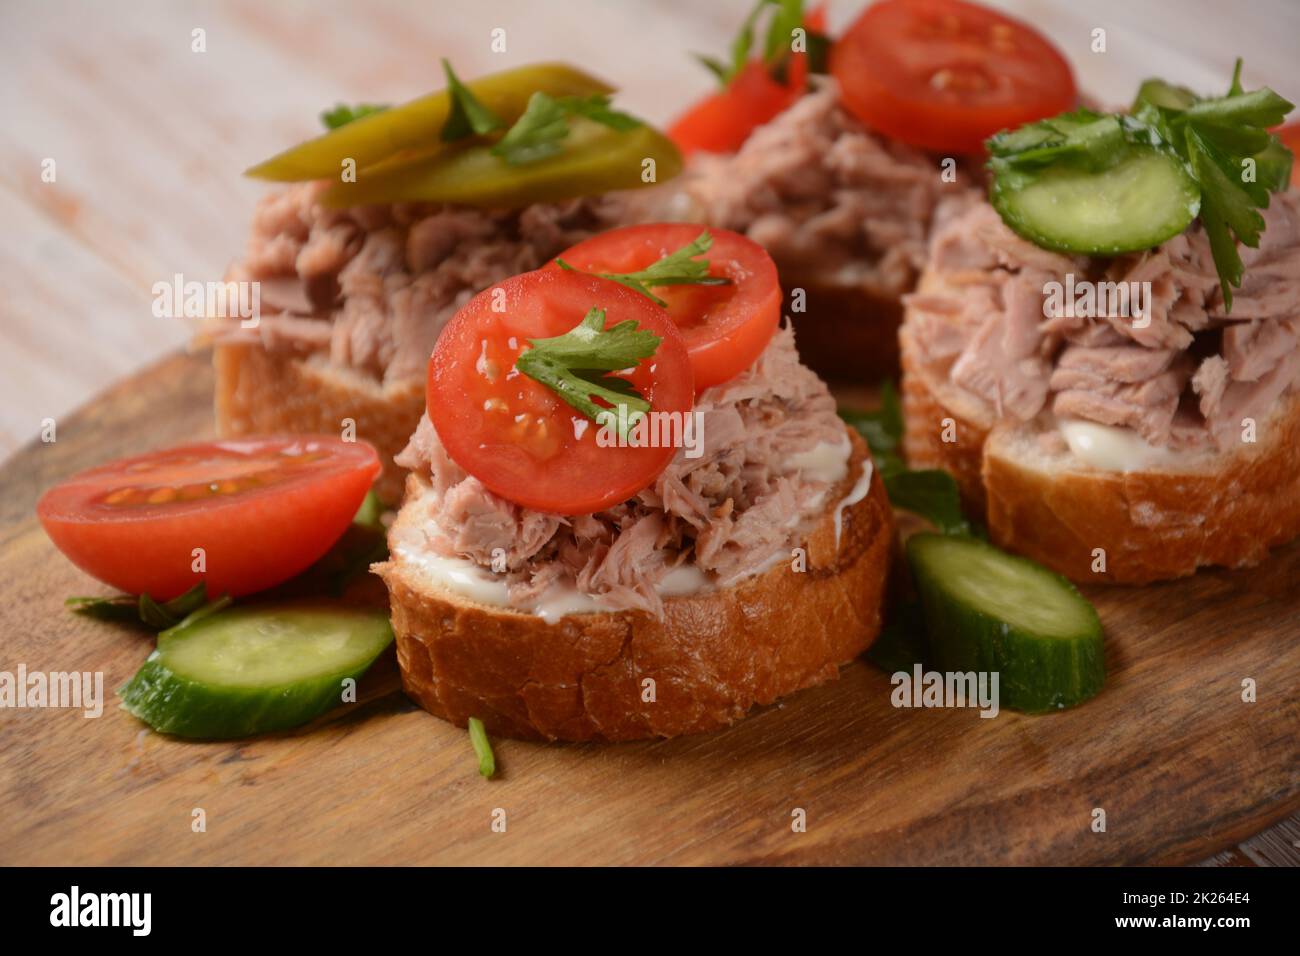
[1274,124,1300,187]
[38,437,380,600]
[427,268,693,515]
[668,63,797,158]
[553,223,781,393]
[668,4,828,157]
[831,0,1076,155]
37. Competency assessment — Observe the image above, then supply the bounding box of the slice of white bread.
[214,344,424,506]
[900,278,1300,584]
[375,430,894,742]
[981,391,1300,584]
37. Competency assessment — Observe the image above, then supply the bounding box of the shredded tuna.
[393,325,853,617]
[680,78,977,300]
[906,192,1300,452]
[211,184,636,385]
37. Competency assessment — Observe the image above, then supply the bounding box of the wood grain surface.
[3,0,1298,866]
[0,350,1296,866]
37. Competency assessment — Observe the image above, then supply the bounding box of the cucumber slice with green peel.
[120,601,393,739]
[906,534,1105,713]
[992,147,1200,255]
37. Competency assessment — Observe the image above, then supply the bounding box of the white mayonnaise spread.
[1058,419,1183,472]
[786,435,852,484]
[718,547,789,588]
[833,458,875,550]
[658,563,710,596]
[397,549,511,605]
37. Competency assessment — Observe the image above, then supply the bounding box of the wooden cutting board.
[1,350,1296,866]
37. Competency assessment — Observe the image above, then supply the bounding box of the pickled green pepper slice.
[319,119,683,208]
[246,62,614,182]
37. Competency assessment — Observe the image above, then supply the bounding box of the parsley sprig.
[433,61,646,166]
[988,60,1294,310]
[490,91,642,165]
[320,102,389,130]
[441,59,506,141]
[696,0,827,87]
[1135,61,1293,309]
[839,384,977,675]
[555,230,731,307]
[67,583,230,631]
[515,308,661,438]
[839,383,970,536]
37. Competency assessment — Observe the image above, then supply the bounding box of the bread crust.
[214,344,424,505]
[377,431,893,741]
[982,393,1300,584]
[782,271,904,383]
[899,319,990,515]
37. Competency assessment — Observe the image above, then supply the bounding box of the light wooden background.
[1,0,1296,863]
[2,0,1297,457]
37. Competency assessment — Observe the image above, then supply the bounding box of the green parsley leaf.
[138,592,181,629]
[839,381,904,473]
[440,59,506,142]
[490,92,644,166]
[319,103,389,131]
[1227,57,1245,98]
[468,717,496,779]
[491,91,569,164]
[515,307,660,438]
[986,110,1122,170]
[64,594,139,623]
[1185,87,1293,130]
[556,230,730,307]
[352,489,385,532]
[693,53,732,85]
[1158,64,1294,309]
[558,94,642,131]
[1253,138,1295,193]
[763,0,804,63]
[67,582,221,630]
[730,0,767,80]
[839,384,970,534]
[694,0,820,88]
[883,470,970,536]
[1186,127,1267,240]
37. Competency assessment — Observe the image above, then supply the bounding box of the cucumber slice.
[120,601,393,739]
[992,147,1200,255]
[906,535,1104,713]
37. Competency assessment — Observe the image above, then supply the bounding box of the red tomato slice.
[668,4,829,157]
[1275,123,1300,187]
[668,62,797,158]
[831,0,1077,155]
[553,223,781,393]
[427,268,694,515]
[38,437,380,600]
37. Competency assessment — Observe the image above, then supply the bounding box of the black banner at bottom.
[3,865,1285,941]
